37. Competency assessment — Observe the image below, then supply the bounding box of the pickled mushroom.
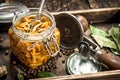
[8,14,60,69]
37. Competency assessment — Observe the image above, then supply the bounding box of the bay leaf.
[108,27,120,40]
[90,25,109,37]
[91,34,117,49]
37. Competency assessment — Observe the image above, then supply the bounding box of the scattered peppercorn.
[5,50,9,55]
[60,47,74,56]
[10,47,74,77]
[0,36,3,42]
[62,59,65,64]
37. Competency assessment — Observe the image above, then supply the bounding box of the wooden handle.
[97,50,120,69]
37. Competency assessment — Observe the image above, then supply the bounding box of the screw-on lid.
[0,2,29,23]
[55,13,84,49]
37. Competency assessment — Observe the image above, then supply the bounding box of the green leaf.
[91,34,117,49]
[90,25,120,55]
[111,48,120,55]
[108,27,120,39]
[90,25,109,37]
[112,36,120,53]
[109,27,120,54]
[17,73,24,80]
[38,72,56,78]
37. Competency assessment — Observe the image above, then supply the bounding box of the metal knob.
[78,41,89,57]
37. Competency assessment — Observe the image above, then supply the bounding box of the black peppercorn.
[0,36,3,42]
[5,50,9,55]
[62,59,65,64]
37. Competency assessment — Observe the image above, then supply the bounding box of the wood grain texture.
[5,0,90,11]
[51,8,120,23]
[88,0,120,9]
[30,70,120,80]
[6,0,120,11]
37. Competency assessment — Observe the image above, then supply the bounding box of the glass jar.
[8,9,60,69]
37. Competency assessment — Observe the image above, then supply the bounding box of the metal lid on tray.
[55,13,84,49]
[0,2,29,23]
[66,52,101,75]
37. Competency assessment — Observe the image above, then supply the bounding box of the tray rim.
[50,7,120,15]
[30,69,120,80]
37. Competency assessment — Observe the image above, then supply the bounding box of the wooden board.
[3,0,120,24]
[5,0,120,11]
[31,70,120,80]
[88,0,120,9]
[5,0,90,11]
[51,7,120,23]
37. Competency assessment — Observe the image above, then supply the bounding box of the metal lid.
[0,2,29,23]
[55,13,84,49]
[66,52,101,75]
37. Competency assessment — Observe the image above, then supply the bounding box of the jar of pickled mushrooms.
[8,9,60,69]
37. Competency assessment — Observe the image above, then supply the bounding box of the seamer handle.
[97,50,120,69]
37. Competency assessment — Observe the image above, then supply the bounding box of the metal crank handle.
[94,49,120,70]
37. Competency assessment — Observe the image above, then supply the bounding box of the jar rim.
[12,9,56,41]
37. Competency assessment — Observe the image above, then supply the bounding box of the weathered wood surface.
[6,0,89,11]
[0,32,15,80]
[31,70,120,80]
[51,7,120,23]
[5,0,120,11]
[88,0,120,9]
[4,0,120,23]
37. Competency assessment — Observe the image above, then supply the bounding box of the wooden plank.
[5,0,120,11]
[50,7,120,23]
[30,70,120,80]
[50,7,120,15]
[5,0,90,11]
[5,0,41,7]
[5,0,120,23]
[45,0,90,12]
[88,0,120,9]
